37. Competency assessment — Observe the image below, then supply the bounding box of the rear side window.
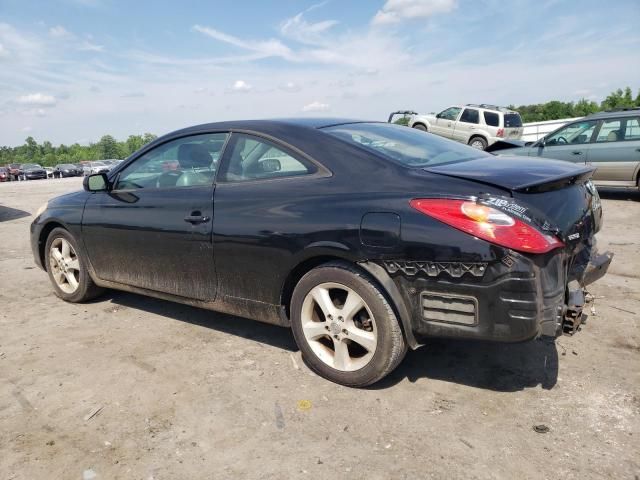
[221,134,312,182]
[596,119,623,142]
[624,118,640,140]
[459,108,479,124]
[504,113,522,128]
[483,111,500,127]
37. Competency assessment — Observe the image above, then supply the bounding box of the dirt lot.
[0,177,638,479]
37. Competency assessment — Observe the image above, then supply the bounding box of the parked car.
[53,163,82,178]
[0,167,9,182]
[409,104,524,150]
[21,163,47,180]
[8,163,22,180]
[44,167,55,179]
[489,108,640,189]
[83,161,110,176]
[31,119,612,386]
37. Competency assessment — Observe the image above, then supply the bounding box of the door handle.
[184,212,210,224]
[571,151,583,156]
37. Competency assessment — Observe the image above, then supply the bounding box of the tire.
[290,261,407,387]
[468,136,488,150]
[45,227,104,303]
[413,124,428,132]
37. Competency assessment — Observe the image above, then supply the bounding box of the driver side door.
[432,107,462,138]
[535,119,598,163]
[81,132,229,301]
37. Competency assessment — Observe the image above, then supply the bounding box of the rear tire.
[413,124,428,132]
[45,227,104,303]
[468,136,488,150]
[290,262,406,387]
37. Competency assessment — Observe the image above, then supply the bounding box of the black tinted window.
[459,108,479,124]
[483,111,499,127]
[504,113,522,127]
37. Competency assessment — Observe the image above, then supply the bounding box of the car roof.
[586,108,640,119]
[170,117,371,134]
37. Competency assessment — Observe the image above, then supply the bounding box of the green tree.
[96,135,120,159]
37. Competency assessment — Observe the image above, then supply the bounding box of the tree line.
[0,133,158,167]
[509,87,640,123]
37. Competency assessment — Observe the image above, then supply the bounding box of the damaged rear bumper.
[368,247,613,345]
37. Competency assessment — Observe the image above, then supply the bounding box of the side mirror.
[83,173,109,192]
[436,113,442,119]
[537,137,546,148]
[259,158,281,174]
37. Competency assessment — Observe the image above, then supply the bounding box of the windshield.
[60,164,75,168]
[23,163,41,169]
[323,122,485,167]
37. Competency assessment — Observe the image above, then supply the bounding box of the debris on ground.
[533,424,550,434]
[297,400,312,411]
[84,406,103,422]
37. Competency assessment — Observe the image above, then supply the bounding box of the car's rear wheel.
[45,227,104,303]
[413,124,428,132]
[290,262,406,387]
[468,136,488,150]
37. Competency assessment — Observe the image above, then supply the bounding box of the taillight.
[410,199,564,254]
[496,128,505,137]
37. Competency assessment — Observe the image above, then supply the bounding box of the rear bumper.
[377,247,612,344]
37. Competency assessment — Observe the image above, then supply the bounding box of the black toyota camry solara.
[31,119,613,386]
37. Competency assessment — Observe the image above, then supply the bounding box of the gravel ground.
[0,177,638,480]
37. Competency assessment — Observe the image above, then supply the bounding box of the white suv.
[408,104,524,150]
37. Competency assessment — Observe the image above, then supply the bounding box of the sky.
[0,0,639,147]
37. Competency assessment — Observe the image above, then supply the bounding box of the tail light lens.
[496,128,505,137]
[410,199,564,254]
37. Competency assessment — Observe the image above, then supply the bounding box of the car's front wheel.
[45,227,104,303]
[290,262,406,387]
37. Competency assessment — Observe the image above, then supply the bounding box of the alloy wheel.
[300,282,377,371]
[49,237,80,294]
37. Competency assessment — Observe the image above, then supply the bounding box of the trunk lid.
[423,155,602,243]
[424,155,593,192]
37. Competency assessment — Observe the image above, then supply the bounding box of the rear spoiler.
[485,139,535,153]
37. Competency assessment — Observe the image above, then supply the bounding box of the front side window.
[115,133,228,190]
[546,120,598,146]
[459,108,479,124]
[324,122,484,167]
[438,107,462,121]
[221,134,312,182]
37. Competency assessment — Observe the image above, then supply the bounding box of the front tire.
[45,227,104,302]
[413,124,428,132]
[290,262,406,387]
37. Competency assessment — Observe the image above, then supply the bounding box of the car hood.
[423,155,594,192]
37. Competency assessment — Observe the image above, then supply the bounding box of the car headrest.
[177,144,212,169]
[606,130,619,142]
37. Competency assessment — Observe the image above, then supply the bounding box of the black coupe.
[30,119,612,386]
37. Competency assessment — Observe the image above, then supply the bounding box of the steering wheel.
[556,136,568,145]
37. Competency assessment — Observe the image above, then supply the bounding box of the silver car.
[409,104,524,150]
[495,109,640,189]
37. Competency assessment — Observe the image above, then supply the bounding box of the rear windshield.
[323,122,486,167]
[504,113,522,128]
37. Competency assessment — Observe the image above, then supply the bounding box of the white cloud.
[279,81,301,93]
[79,40,104,52]
[16,93,57,106]
[193,25,292,60]
[280,13,338,45]
[49,25,71,38]
[372,0,457,25]
[21,126,32,132]
[0,42,7,58]
[231,80,252,92]
[302,100,330,112]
